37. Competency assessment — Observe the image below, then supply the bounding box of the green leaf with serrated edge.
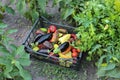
[9,68,20,78]
[13,45,31,66]
[16,46,24,55]
[0,57,7,65]
[4,62,13,78]
[0,47,10,57]
[15,61,32,80]
[0,57,13,78]
[17,53,31,66]
[17,58,31,66]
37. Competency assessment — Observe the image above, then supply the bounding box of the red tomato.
[72,52,78,58]
[72,48,78,53]
[49,25,57,33]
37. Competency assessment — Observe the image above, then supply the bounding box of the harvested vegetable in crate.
[23,17,82,70]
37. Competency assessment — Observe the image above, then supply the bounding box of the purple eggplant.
[37,33,53,44]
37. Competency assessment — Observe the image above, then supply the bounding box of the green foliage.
[0,1,15,15]
[72,0,120,79]
[53,0,88,20]
[4,6,15,15]
[0,0,48,22]
[37,0,47,13]
[16,0,26,14]
[15,0,48,22]
[23,0,39,22]
[0,22,32,80]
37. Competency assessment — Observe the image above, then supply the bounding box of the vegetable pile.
[30,25,81,67]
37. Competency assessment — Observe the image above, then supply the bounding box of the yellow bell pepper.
[58,34,71,43]
[59,51,72,59]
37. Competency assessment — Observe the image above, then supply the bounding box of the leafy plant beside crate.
[0,23,31,80]
[52,0,120,79]
[72,0,120,79]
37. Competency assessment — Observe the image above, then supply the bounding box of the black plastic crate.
[23,16,82,70]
